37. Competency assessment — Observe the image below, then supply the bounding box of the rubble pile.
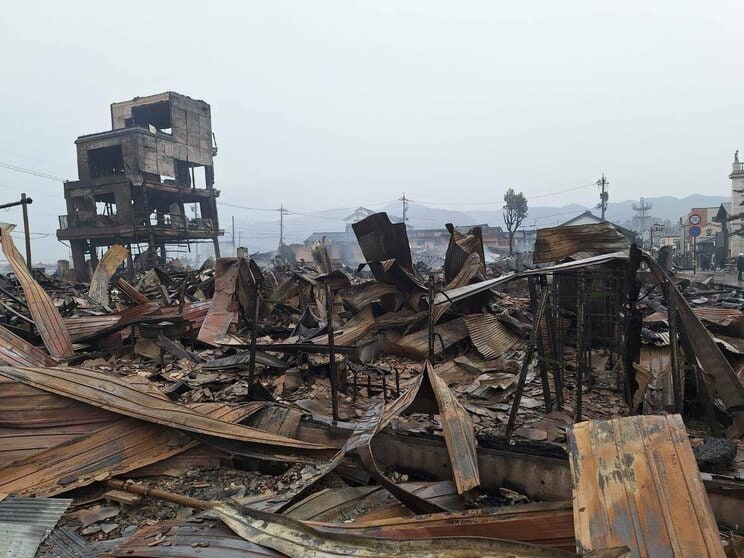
[0,216,741,557]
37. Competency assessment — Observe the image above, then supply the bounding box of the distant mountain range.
[230,193,730,253]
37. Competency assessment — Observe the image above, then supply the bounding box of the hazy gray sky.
[0,1,742,259]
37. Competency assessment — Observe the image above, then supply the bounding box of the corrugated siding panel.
[533,223,630,264]
[569,415,724,557]
[464,314,521,359]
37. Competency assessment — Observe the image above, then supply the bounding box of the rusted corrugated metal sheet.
[569,414,724,557]
[645,253,744,437]
[312,501,576,552]
[0,366,336,461]
[213,500,587,558]
[88,244,128,305]
[0,227,73,359]
[339,281,402,312]
[105,519,284,557]
[533,222,630,264]
[382,317,468,359]
[0,374,115,428]
[0,403,269,497]
[464,314,521,359]
[0,325,56,367]
[444,224,485,284]
[433,252,485,324]
[352,212,414,275]
[113,276,150,305]
[198,259,239,346]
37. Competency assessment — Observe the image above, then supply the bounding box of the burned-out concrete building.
[56,92,223,279]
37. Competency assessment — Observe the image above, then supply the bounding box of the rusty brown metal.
[644,253,744,437]
[464,314,521,359]
[88,244,129,306]
[0,404,267,498]
[198,259,239,346]
[444,224,485,284]
[382,317,468,360]
[0,365,337,461]
[312,501,576,552]
[0,227,73,359]
[106,518,284,557]
[569,414,724,557]
[0,325,57,367]
[352,212,414,275]
[533,222,630,264]
[113,276,150,305]
[213,500,594,558]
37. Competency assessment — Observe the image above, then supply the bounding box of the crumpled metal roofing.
[352,212,414,274]
[0,227,73,359]
[533,222,630,264]
[0,496,72,558]
[198,259,239,346]
[444,224,485,284]
[464,314,521,359]
[88,244,129,306]
[0,366,337,462]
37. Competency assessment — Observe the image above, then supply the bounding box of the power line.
[0,147,76,171]
[0,161,69,182]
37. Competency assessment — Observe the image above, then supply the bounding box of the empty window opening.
[132,101,172,134]
[88,145,125,178]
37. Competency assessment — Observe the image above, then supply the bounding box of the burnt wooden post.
[428,274,435,360]
[667,282,682,413]
[325,281,340,422]
[528,277,552,412]
[506,285,550,441]
[541,275,563,407]
[247,290,260,397]
[21,193,32,271]
[575,275,586,421]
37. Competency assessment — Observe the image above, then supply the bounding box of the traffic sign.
[689,213,702,225]
[689,225,701,237]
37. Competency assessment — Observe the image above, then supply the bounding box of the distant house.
[560,211,638,243]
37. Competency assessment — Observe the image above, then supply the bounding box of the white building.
[730,153,744,255]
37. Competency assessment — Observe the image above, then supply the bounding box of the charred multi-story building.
[56,92,223,279]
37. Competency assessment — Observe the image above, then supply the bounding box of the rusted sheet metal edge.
[88,244,129,306]
[464,314,520,360]
[644,252,744,437]
[0,227,73,359]
[0,403,270,498]
[214,500,595,558]
[568,414,724,557]
[423,361,479,493]
[0,366,336,460]
[106,518,283,557]
[113,276,150,305]
[0,324,57,367]
[198,259,239,346]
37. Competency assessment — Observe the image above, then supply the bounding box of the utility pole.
[399,193,410,224]
[278,205,290,249]
[231,216,235,256]
[596,174,609,220]
[0,195,34,270]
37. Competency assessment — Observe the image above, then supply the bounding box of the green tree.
[503,188,528,255]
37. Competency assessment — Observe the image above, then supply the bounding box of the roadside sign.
[689,225,701,237]
[689,213,702,225]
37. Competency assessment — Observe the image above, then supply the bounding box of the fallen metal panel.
[464,314,521,359]
[88,244,128,305]
[644,254,744,437]
[382,317,468,360]
[433,252,486,324]
[198,259,239,346]
[36,526,91,558]
[214,500,591,558]
[0,324,57,367]
[0,366,337,461]
[533,222,630,264]
[0,374,116,428]
[113,276,150,305]
[203,351,290,370]
[352,212,414,275]
[0,227,73,359]
[568,414,724,557]
[313,501,576,552]
[107,518,284,557]
[339,281,402,312]
[0,496,71,558]
[444,224,485,284]
[420,361,479,493]
[0,404,267,497]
